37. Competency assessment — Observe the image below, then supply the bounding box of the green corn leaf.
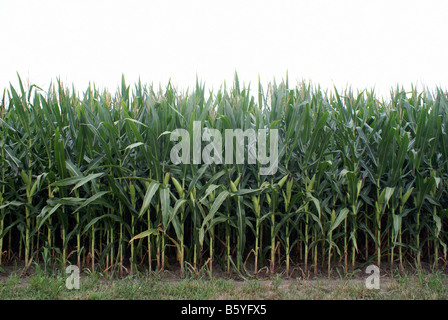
[139,181,160,218]
[129,228,159,243]
[329,208,349,233]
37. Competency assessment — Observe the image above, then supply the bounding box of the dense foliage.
[1,74,447,277]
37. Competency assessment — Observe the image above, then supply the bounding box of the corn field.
[1,74,448,277]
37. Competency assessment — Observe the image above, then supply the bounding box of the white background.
[1,0,447,98]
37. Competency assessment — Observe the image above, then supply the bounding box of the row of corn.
[0,74,447,277]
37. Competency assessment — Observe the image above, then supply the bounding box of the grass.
[1,265,447,300]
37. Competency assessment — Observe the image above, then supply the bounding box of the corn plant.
[0,74,447,278]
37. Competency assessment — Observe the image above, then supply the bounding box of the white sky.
[1,0,447,98]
